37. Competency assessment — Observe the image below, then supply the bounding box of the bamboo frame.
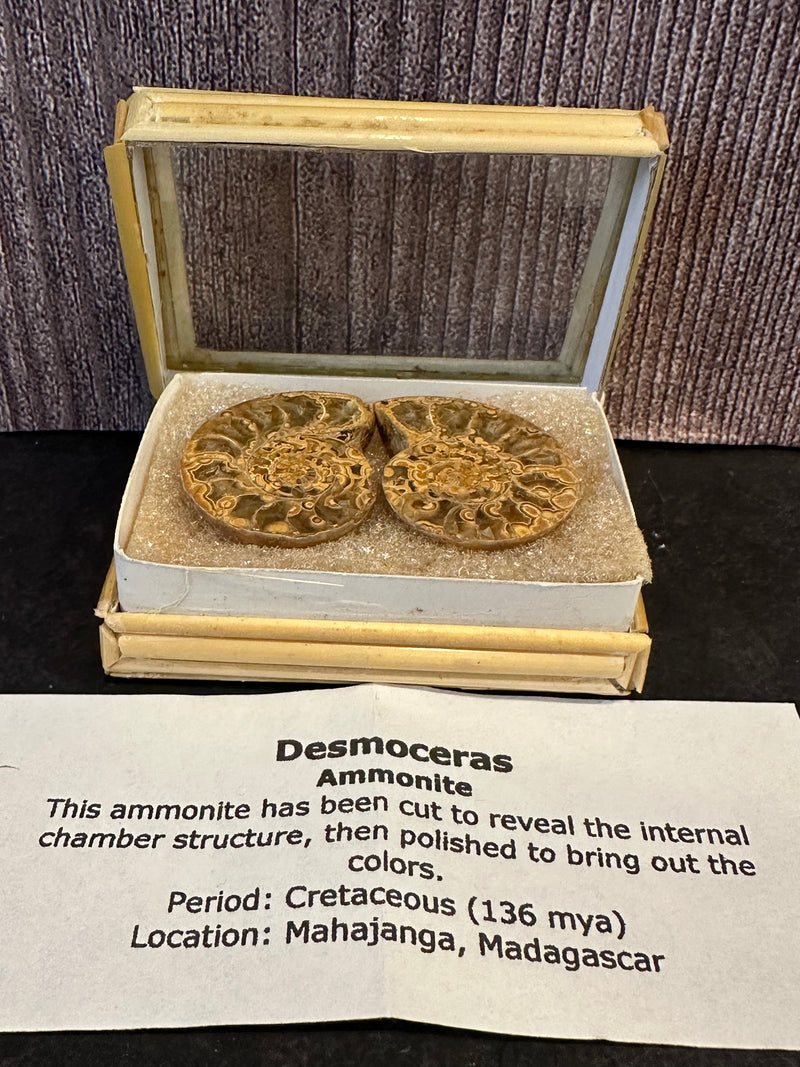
[109,90,667,395]
[604,152,668,390]
[558,157,638,378]
[104,139,165,395]
[100,90,662,694]
[123,90,668,156]
[144,145,196,364]
[167,349,577,381]
[96,565,650,695]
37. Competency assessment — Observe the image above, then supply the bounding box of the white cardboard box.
[115,373,644,631]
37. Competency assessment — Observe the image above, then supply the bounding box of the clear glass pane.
[158,144,635,378]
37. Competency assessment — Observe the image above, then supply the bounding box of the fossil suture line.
[181,391,378,546]
[374,396,581,549]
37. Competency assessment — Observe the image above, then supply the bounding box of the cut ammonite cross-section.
[180,392,378,546]
[374,396,581,549]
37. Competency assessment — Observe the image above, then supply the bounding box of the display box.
[97,89,667,693]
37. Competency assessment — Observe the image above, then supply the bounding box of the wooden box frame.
[97,89,667,695]
[97,566,651,694]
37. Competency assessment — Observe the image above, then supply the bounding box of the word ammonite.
[374,396,581,549]
[180,392,378,545]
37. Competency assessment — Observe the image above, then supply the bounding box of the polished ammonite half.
[180,391,378,545]
[374,396,581,549]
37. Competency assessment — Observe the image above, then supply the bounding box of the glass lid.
[115,92,666,391]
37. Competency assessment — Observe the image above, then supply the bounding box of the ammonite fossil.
[374,396,581,549]
[180,392,378,546]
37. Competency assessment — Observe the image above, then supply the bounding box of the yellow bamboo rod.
[121,91,668,157]
[105,608,649,656]
[103,142,165,395]
[107,653,629,695]
[116,632,625,679]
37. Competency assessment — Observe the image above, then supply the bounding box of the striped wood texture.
[171,144,614,365]
[0,0,798,443]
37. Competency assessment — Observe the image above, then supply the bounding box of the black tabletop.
[1,431,798,1065]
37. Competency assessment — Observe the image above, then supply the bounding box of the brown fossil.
[180,392,378,545]
[374,396,581,549]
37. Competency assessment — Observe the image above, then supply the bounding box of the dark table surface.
[1,432,798,1066]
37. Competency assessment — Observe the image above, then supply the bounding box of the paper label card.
[1,686,798,1048]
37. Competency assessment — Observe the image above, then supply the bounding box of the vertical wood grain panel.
[295,151,351,354]
[416,155,463,358]
[293,0,351,355]
[465,155,512,359]
[506,158,548,361]
[440,155,488,358]
[385,0,442,359]
[174,145,297,354]
[347,155,394,354]
[0,0,797,443]
[487,156,533,362]
[349,0,400,353]
[380,154,431,356]
[606,0,800,445]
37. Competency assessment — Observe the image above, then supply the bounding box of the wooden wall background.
[173,144,617,365]
[0,0,798,444]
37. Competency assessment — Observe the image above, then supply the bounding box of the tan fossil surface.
[180,392,377,545]
[125,376,652,584]
[375,396,581,549]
